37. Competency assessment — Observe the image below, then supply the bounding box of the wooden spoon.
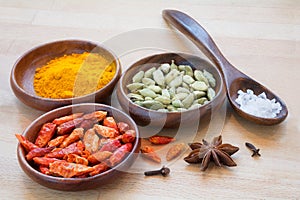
[163,9,288,125]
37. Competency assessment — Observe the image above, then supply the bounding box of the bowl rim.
[118,52,225,114]
[17,103,140,182]
[10,39,122,102]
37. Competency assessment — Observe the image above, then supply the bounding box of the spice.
[53,113,83,125]
[57,117,84,135]
[166,143,185,161]
[16,111,136,178]
[34,52,116,99]
[235,89,282,118]
[245,142,261,157]
[126,61,216,112]
[60,128,84,148]
[184,135,239,171]
[144,166,170,177]
[140,146,161,163]
[148,135,175,145]
[34,123,57,147]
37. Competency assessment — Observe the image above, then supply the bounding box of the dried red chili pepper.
[34,123,56,147]
[83,128,100,153]
[103,117,118,130]
[39,165,50,175]
[148,135,175,145]
[26,146,55,161]
[15,134,38,152]
[33,157,60,166]
[109,143,132,167]
[119,130,136,143]
[140,146,161,163]
[49,160,94,178]
[90,163,108,176]
[46,141,84,159]
[60,128,84,148]
[94,124,119,138]
[57,117,84,135]
[166,143,185,161]
[83,111,107,121]
[53,113,84,125]
[77,140,85,151]
[64,154,89,166]
[81,150,91,159]
[47,135,67,147]
[88,151,113,165]
[79,119,97,130]
[117,122,130,134]
[99,139,121,152]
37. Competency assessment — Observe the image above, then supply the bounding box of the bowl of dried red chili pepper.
[16,103,140,191]
[10,39,121,111]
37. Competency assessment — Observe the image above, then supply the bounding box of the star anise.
[184,135,239,171]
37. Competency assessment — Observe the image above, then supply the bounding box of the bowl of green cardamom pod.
[10,39,121,111]
[116,52,226,128]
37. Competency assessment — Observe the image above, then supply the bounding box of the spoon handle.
[162,9,245,87]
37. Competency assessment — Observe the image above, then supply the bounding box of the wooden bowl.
[16,103,141,191]
[116,52,226,128]
[10,39,121,111]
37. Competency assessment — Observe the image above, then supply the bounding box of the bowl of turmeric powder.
[10,39,121,111]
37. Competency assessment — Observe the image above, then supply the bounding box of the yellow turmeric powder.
[33,52,116,99]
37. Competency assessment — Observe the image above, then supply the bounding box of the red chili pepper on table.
[140,146,161,163]
[148,135,175,145]
[34,123,57,147]
[166,143,185,161]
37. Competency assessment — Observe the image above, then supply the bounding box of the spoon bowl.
[163,9,288,125]
[229,77,288,125]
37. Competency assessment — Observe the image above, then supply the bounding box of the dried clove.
[245,142,261,157]
[144,166,170,177]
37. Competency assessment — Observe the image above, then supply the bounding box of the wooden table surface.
[1,1,299,199]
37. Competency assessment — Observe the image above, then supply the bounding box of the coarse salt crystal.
[235,89,282,118]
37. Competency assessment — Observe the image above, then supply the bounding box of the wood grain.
[0,0,299,199]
